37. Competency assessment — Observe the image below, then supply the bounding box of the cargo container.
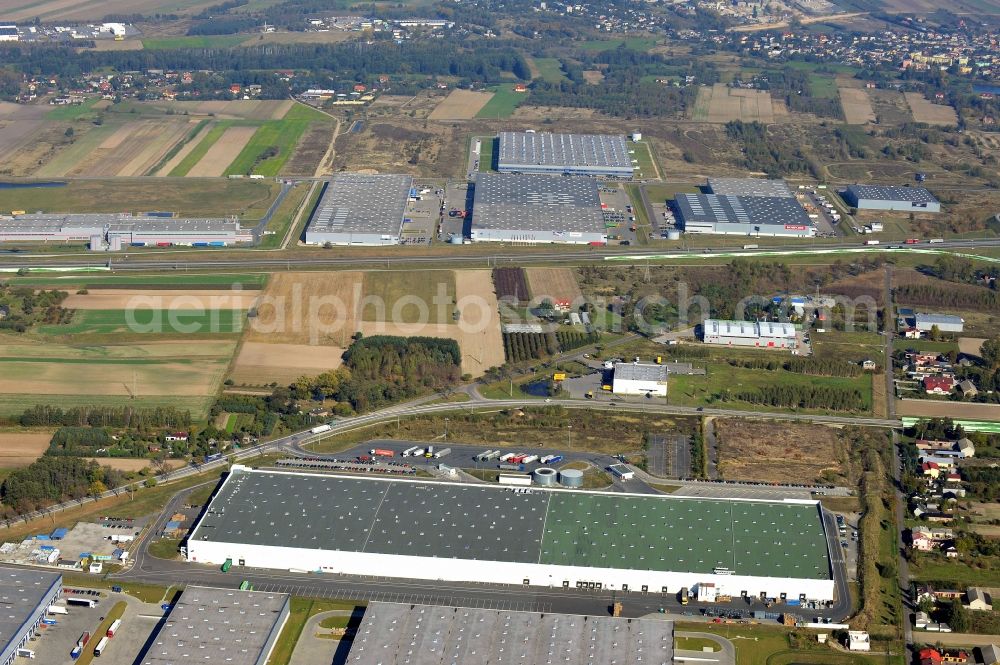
[485,450,501,460]
[928,238,944,243]
[94,636,109,657]
[310,424,332,434]
[106,619,121,638]
[475,450,494,461]
[499,453,515,462]
[192,242,209,247]
[48,605,68,615]
[209,241,226,247]
[402,446,419,457]
[411,448,425,457]
[433,448,451,458]
[370,449,395,457]
[521,455,539,464]
[78,632,91,647]
[67,598,96,608]
[498,463,526,472]
[16,648,34,658]
[130,242,145,247]
[156,242,171,247]
[864,240,879,245]
[221,558,232,573]
[71,646,82,660]
[905,238,920,244]
[743,244,758,250]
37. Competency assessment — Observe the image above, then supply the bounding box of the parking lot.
[599,185,638,245]
[647,434,692,479]
[798,189,841,237]
[399,184,444,245]
[441,180,473,241]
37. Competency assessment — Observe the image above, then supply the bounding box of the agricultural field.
[492,268,530,304]
[896,400,1000,421]
[230,342,345,386]
[37,309,246,337]
[0,432,52,468]
[428,90,495,121]
[188,126,258,177]
[0,0,222,21]
[87,458,186,472]
[904,92,959,126]
[0,103,51,176]
[691,84,776,123]
[714,419,852,485]
[840,87,876,125]
[0,179,280,220]
[531,57,567,84]
[476,86,528,119]
[361,271,456,325]
[866,89,913,125]
[525,268,582,305]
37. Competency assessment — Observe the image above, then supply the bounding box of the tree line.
[12,405,192,429]
[0,456,124,515]
[728,356,864,377]
[721,385,866,412]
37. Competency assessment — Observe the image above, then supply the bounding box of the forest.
[12,405,192,429]
[722,384,867,412]
[0,285,69,333]
[0,456,124,515]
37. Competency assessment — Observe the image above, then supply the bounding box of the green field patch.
[142,35,248,50]
[283,103,333,123]
[38,309,246,336]
[577,37,658,51]
[808,74,838,99]
[0,356,180,365]
[0,394,215,418]
[532,57,567,83]
[476,86,527,119]
[361,271,456,324]
[629,141,658,179]
[224,119,313,176]
[168,120,239,176]
[46,98,100,121]
[11,273,267,289]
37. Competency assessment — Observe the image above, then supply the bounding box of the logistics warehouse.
[186,467,837,600]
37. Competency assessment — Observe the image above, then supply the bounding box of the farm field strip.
[154,122,213,176]
[476,86,527,119]
[63,289,259,310]
[187,125,258,177]
[223,119,313,176]
[839,87,875,125]
[904,92,958,126]
[230,342,345,386]
[33,122,118,177]
[37,309,246,336]
[0,433,52,468]
[428,90,495,120]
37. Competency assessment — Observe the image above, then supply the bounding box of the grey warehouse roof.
[346,602,674,665]
[675,194,813,228]
[139,586,289,665]
[846,184,938,204]
[0,566,61,651]
[308,173,413,237]
[914,313,964,325]
[1,213,237,233]
[708,178,794,198]
[614,362,668,382]
[472,173,604,233]
[498,131,632,171]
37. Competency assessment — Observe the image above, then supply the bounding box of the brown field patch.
[84,38,144,51]
[582,70,604,85]
[230,341,345,386]
[63,290,259,310]
[282,121,336,177]
[970,524,1000,538]
[715,419,849,484]
[154,122,214,176]
[904,92,958,126]
[0,432,52,467]
[958,337,985,357]
[525,268,582,304]
[138,100,291,120]
[370,96,416,108]
[187,125,257,177]
[0,360,226,397]
[85,457,185,472]
[694,84,774,123]
[65,119,192,177]
[897,399,1000,420]
[0,0,219,20]
[839,87,875,125]
[428,90,495,121]
[244,271,363,346]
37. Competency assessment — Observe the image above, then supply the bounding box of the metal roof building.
[346,602,673,665]
[843,185,940,213]
[707,178,794,198]
[914,312,964,333]
[186,467,836,600]
[674,194,815,237]
[304,173,413,246]
[0,566,62,665]
[138,586,289,665]
[612,362,668,396]
[496,131,634,177]
[702,319,798,349]
[470,173,606,244]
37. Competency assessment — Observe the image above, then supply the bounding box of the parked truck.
[70,646,82,660]
[106,620,121,638]
[48,605,68,615]
[93,636,109,657]
[433,448,451,458]
[77,632,91,648]
[67,598,97,608]
[370,449,395,457]
[499,453,515,462]
[402,446,419,457]
[310,424,332,435]
[411,448,425,458]
[424,446,435,458]
[498,463,526,472]
[520,455,539,464]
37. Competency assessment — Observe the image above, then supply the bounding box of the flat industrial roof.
[0,566,61,651]
[914,313,964,325]
[0,214,237,233]
[707,178,794,198]
[308,173,412,237]
[192,469,832,580]
[139,586,288,665]
[675,194,813,228]
[614,362,668,382]
[704,319,796,339]
[846,184,938,204]
[498,131,632,170]
[346,602,673,665]
[472,173,604,233]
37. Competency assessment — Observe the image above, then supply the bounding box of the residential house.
[165,432,188,442]
[921,462,941,479]
[915,612,930,629]
[957,438,975,457]
[923,376,955,394]
[942,650,969,664]
[966,587,992,611]
[910,526,954,551]
[918,648,942,665]
[847,631,870,652]
[956,379,977,397]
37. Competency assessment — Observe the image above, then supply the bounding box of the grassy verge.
[477,136,497,172]
[62,573,172,604]
[143,35,247,49]
[147,537,182,560]
[676,636,719,652]
[624,183,652,245]
[267,597,363,665]
[648,482,681,494]
[258,182,312,249]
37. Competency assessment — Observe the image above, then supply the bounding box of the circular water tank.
[666,229,681,241]
[558,468,584,488]
[449,234,464,245]
[533,467,557,486]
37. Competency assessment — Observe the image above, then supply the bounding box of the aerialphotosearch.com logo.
[123,281,880,340]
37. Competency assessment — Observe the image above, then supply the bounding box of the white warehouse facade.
[185,468,837,601]
[612,362,668,397]
[702,319,797,349]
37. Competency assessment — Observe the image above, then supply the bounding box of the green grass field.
[477,136,497,172]
[808,74,839,99]
[476,86,526,119]
[37,309,246,336]
[532,57,567,83]
[630,141,658,179]
[892,338,959,354]
[142,35,248,50]
[643,182,701,202]
[361,270,456,324]
[10,273,267,289]
[258,182,312,249]
[46,98,101,121]
[224,118,313,176]
[577,37,658,51]
[168,121,236,176]
[0,393,215,418]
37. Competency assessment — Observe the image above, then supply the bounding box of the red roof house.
[923,376,955,394]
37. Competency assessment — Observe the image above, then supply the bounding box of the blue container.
[34,535,50,541]
[209,241,225,247]
[50,527,68,539]
[130,242,145,247]
[193,242,208,247]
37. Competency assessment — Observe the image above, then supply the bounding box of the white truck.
[47,605,68,615]
[433,448,451,458]
[520,455,539,464]
[402,446,419,457]
[310,424,332,435]
[499,453,515,462]
[411,448,425,458]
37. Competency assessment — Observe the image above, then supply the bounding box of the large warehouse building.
[842,184,940,213]
[470,173,607,244]
[345,602,674,665]
[138,586,289,665]
[496,131,634,178]
[186,467,836,600]
[0,566,62,665]
[707,177,794,198]
[0,213,249,251]
[304,173,413,246]
[703,319,798,349]
[612,362,668,397]
[674,194,816,237]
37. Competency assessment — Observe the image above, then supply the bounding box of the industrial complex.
[496,131,635,178]
[0,565,62,665]
[673,194,816,237]
[345,602,674,665]
[612,362,669,397]
[304,173,414,246]
[842,184,941,213]
[702,319,798,349]
[0,213,249,251]
[186,467,836,601]
[707,177,795,198]
[470,173,607,244]
[138,585,289,665]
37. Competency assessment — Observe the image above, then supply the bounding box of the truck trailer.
[106,620,121,638]
[433,448,451,458]
[310,424,332,435]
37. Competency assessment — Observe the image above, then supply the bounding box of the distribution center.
[707,177,794,198]
[674,194,816,237]
[496,131,634,178]
[470,173,607,244]
[0,565,62,665]
[842,184,940,213]
[186,467,836,600]
[304,173,413,246]
[702,319,798,349]
[612,362,668,397]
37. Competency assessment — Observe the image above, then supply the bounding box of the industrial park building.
[186,467,836,601]
[707,177,794,198]
[470,173,607,244]
[612,362,668,397]
[914,313,964,334]
[0,566,62,665]
[703,319,798,349]
[842,185,940,213]
[674,194,816,237]
[0,213,249,251]
[304,173,413,246]
[345,602,674,665]
[496,131,634,178]
[139,586,289,665]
